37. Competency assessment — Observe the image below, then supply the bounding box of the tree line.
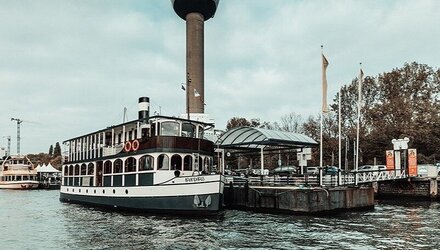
[226,62,440,169]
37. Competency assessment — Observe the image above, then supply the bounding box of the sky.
[1,0,439,154]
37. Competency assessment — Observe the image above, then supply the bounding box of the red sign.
[408,149,417,176]
[386,150,394,170]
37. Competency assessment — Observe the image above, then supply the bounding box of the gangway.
[224,169,409,188]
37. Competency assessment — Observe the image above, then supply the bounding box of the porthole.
[72,189,75,192]
[103,190,105,194]
[79,189,81,193]
[67,188,69,192]
[86,189,88,193]
[125,189,128,194]
[94,190,96,194]
[113,189,116,194]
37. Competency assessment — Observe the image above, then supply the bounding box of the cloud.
[0,0,439,153]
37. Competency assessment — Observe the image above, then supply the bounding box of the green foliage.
[48,145,53,156]
[225,62,440,167]
[54,142,61,156]
[316,62,440,166]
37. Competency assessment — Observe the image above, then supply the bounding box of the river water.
[1,189,440,250]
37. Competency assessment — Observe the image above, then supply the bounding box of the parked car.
[250,168,269,176]
[271,166,297,176]
[324,166,338,175]
[306,166,319,175]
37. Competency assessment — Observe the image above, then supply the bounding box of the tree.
[278,112,303,133]
[54,142,61,156]
[330,62,440,165]
[226,117,251,129]
[48,145,53,156]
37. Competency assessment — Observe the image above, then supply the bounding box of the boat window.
[160,122,179,136]
[125,157,136,172]
[139,155,154,171]
[64,166,68,175]
[203,157,209,171]
[171,154,182,170]
[74,165,80,175]
[198,126,204,139]
[104,161,112,174]
[17,176,22,181]
[81,164,87,175]
[158,154,170,170]
[184,155,193,171]
[87,163,94,175]
[114,159,123,173]
[68,165,73,175]
[23,175,29,180]
[151,122,157,136]
[198,156,203,171]
[182,123,196,137]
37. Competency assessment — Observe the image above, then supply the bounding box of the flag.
[322,53,329,113]
[194,89,200,97]
[358,68,364,106]
[181,83,186,91]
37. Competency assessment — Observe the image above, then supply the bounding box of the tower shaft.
[186,12,205,114]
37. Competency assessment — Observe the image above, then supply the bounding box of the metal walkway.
[226,169,409,188]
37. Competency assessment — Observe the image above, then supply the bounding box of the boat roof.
[63,115,214,143]
[216,126,318,150]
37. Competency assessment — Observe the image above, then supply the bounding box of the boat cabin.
[62,116,216,188]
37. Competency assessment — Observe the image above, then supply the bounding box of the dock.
[224,180,374,214]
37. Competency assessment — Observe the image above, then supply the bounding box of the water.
[1,190,440,250]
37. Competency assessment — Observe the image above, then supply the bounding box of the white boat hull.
[0,181,39,190]
[60,175,225,214]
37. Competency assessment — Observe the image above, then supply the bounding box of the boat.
[59,97,225,215]
[0,155,39,189]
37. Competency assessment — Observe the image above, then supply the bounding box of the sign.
[392,137,409,150]
[185,177,205,183]
[385,150,394,170]
[408,148,417,177]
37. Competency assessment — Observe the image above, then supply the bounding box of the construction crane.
[1,136,11,157]
[11,118,24,155]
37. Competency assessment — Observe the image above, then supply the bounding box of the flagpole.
[355,63,363,185]
[338,91,342,186]
[319,45,328,186]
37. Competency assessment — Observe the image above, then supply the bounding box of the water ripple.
[1,191,440,249]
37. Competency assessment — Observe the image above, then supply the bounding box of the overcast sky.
[1,0,439,154]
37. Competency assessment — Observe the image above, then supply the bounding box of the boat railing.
[2,168,36,173]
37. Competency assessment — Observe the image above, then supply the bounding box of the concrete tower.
[172,0,219,115]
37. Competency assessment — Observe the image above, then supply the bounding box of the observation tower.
[172,0,219,114]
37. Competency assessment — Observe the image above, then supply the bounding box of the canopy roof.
[216,127,318,150]
[37,163,61,173]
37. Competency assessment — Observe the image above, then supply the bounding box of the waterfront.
[1,190,440,249]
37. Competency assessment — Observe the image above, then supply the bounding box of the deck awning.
[216,126,318,150]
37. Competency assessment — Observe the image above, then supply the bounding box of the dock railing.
[225,168,409,188]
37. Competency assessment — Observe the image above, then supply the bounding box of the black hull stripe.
[60,192,223,215]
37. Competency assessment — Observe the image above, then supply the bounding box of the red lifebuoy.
[124,141,132,152]
[132,139,139,151]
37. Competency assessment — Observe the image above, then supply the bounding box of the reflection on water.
[1,190,440,249]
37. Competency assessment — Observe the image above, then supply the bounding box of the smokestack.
[138,97,150,121]
[172,0,219,114]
